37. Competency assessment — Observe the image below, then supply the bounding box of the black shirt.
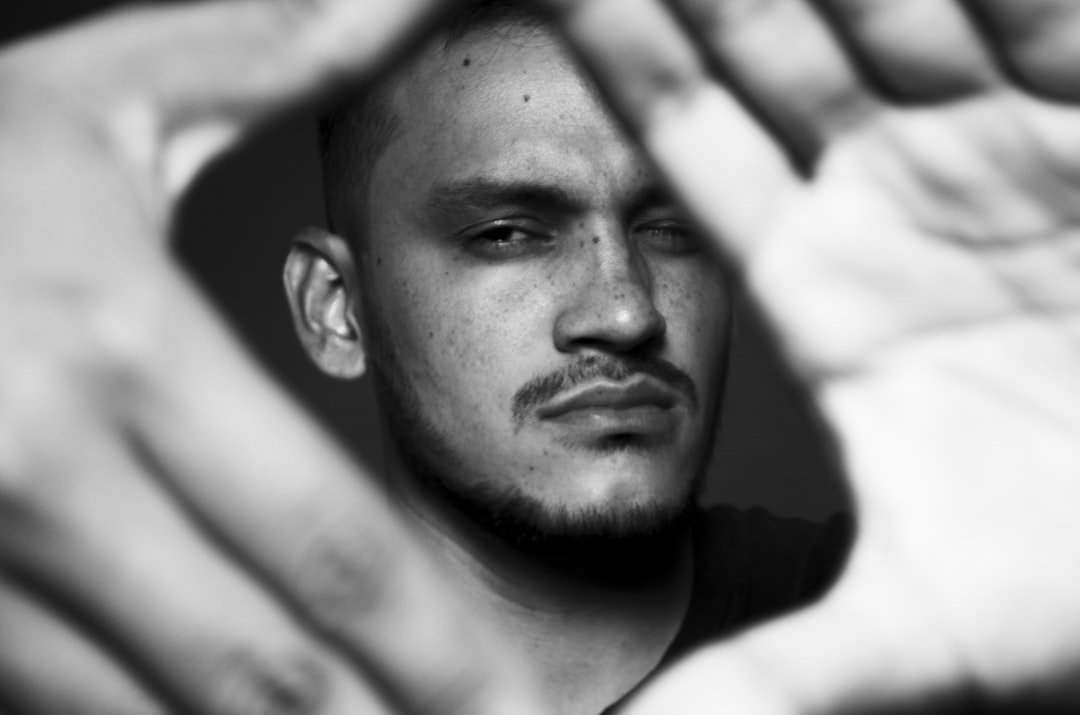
[666,505,853,660]
[605,505,853,713]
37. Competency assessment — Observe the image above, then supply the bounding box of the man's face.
[354,24,732,541]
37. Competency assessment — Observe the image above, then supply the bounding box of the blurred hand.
[542,0,1080,711]
[9,0,1080,713]
[0,3,549,714]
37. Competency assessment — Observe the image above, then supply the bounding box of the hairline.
[317,1,547,251]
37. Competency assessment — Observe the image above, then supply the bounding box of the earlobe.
[283,227,367,379]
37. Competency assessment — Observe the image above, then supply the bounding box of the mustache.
[512,354,698,429]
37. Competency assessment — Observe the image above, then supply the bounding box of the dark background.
[5,1,849,521]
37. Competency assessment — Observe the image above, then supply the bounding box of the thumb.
[621,574,977,715]
[2,0,461,198]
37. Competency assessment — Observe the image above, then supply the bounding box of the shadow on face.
[286,16,734,548]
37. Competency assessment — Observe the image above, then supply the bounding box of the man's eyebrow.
[424,178,584,220]
[626,185,679,218]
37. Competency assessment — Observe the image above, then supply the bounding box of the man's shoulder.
[666,505,854,658]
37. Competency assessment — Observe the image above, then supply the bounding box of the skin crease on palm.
[715,96,1080,710]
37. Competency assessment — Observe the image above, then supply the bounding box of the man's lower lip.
[539,406,679,433]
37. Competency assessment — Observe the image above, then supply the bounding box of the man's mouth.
[535,375,681,434]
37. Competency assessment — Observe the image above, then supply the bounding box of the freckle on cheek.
[592,236,599,244]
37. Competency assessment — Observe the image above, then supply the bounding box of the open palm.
[544,0,1080,710]
[754,72,1080,711]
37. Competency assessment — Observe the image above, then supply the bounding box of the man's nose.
[553,234,666,354]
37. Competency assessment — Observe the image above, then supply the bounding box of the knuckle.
[209,647,332,715]
[9,272,168,387]
[83,278,172,377]
[52,279,171,396]
[0,277,174,529]
[294,519,402,632]
[0,320,156,525]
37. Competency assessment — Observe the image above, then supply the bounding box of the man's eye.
[636,222,702,255]
[463,221,552,259]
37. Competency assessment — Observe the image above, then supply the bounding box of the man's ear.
[283,227,366,379]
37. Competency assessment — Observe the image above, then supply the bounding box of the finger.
[815,0,999,100]
[1,426,394,715]
[540,0,801,260]
[0,575,166,715]
[119,273,546,715]
[620,568,979,715]
[667,0,877,162]
[963,0,1080,99]
[1,0,464,197]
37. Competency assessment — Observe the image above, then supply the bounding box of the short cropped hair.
[317,0,542,246]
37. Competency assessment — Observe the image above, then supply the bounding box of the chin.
[432,445,702,544]
[390,416,707,580]
[374,362,710,571]
[444,475,700,582]
[549,434,706,501]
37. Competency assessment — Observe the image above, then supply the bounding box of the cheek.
[374,257,551,418]
[654,262,732,377]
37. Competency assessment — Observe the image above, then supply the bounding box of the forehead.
[369,24,648,207]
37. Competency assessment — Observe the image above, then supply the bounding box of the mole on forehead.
[394,34,584,111]
[419,21,578,78]
[437,47,604,120]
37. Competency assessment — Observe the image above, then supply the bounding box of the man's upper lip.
[536,376,679,419]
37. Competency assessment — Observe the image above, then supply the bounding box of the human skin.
[0,4,553,715]
[6,1,1080,714]
[554,0,1080,711]
[293,25,732,538]
[283,27,733,711]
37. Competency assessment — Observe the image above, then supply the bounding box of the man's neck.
[388,465,695,715]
